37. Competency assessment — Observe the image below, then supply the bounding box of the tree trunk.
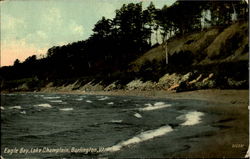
[155,29,158,44]
[165,41,168,65]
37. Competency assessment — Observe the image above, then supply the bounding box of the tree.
[209,1,234,26]
[47,46,61,58]
[206,0,248,26]
[156,5,173,42]
[13,59,20,66]
[93,17,113,38]
[24,55,37,64]
[157,1,204,40]
[143,2,158,45]
[113,3,151,54]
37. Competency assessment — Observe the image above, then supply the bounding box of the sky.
[0,0,176,66]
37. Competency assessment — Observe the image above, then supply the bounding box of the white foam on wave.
[139,102,171,111]
[107,102,114,105]
[34,103,52,108]
[50,100,63,103]
[75,98,83,101]
[1,106,5,110]
[154,102,165,106]
[98,97,109,101]
[105,125,173,152]
[43,96,60,99]
[20,110,26,114]
[34,94,44,97]
[59,108,73,111]
[134,113,142,118]
[177,111,204,126]
[110,120,123,123]
[86,100,92,103]
[9,106,22,109]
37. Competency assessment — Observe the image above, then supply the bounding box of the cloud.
[70,22,84,36]
[40,7,85,40]
[73,25,84,35]
[2,15,22,30]
[1,39,47,66]
[36,30,48,39]
[96,1,116,19]
[1,14,26,36]
[41,7,63,31]
[25,30,48,45]
[45,7,62,25]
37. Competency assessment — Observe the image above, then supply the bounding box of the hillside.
[1,0,249,93]
[1,21,249,93]
[131,21,248,71]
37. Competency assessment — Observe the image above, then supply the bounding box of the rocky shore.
[32,71,246,94]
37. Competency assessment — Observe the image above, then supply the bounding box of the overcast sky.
[1,0,176,66]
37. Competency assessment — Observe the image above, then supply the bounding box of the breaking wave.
[9,106,22,109]
[109,120,123,123]
[139,102,171,111]
[134,113,142,118]
[105,125,173,152]
[20,110,26,114]
[98,97,109,101]
[34,103,52,108]
[50,100,63,103]
[43,96,61,99]
[75,98,83,101]
[177,111,204,126]
[59,108,74,111]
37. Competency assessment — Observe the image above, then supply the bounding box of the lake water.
[1,93,218,158]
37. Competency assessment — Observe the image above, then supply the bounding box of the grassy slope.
[131,21,249,71]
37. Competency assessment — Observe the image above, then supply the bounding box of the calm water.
[1,93,218,158]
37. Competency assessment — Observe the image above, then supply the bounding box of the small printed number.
[232,144,244,148]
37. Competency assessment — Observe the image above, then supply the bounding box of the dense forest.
[0,0,248,91]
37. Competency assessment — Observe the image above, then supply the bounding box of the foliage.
[0,0,248,90]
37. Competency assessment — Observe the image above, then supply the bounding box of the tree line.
[1,0,248,81]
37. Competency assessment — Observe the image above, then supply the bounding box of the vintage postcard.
[0,0,249,158]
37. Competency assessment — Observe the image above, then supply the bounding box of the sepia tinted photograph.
[0,0,249,158]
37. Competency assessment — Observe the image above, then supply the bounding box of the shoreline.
[3,88,249,101]
[2,88,249,95]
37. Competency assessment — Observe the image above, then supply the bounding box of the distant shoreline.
[2,88,249,101]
